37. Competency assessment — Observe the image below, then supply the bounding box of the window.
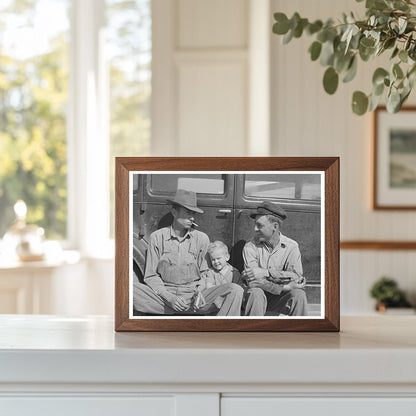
[106,0,151,237]
[0,0,151,254]
[244,174,321,201]
[150,174,225,195]
[0,0,70,239]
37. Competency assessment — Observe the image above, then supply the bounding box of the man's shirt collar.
[260,233,287,253]
[168,226,192,242]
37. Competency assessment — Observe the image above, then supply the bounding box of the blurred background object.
[370,276,413,313]
[3,200,45,261]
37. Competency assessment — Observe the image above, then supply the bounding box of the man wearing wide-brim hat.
[241,201,308,316]
[133,189,243,315]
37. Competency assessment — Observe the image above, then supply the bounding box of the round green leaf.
[317,30,328,43]
[307,20,323,35]
[369,92,383,112]
[290,12,301,30]
[391,47,399,59]
[323,67,339,95]
[373,82,384,96]
[309,41,322,61]
[372,68,389,86]
[393,63,404,79]
[282,29,293,44]
[334,52,352,73]
[293,18,308,38]
[399,50,408,63]
[352,91,369,115]
[273,13,290,35]
[405,34,413,51]
[387,87,401,113]
[320,41,335,66]
[400,88,411,107]
[384,37,396,50]
[360,37,375,48]
[359,44,375,62]
[342,56,357,83]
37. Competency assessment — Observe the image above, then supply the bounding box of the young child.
[203,241,244,308]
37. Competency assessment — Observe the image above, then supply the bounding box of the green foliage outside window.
[107,0,151,237]
[0,1,69,238]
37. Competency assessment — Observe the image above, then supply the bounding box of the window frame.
[67,0,111,257]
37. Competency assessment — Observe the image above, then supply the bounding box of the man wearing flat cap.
[133,189,243,315]
[242,201,308,316]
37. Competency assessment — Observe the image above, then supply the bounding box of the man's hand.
[166,295,190,312]
[242,267,269,289]
[242,267,268,281]
[283,277,306,292]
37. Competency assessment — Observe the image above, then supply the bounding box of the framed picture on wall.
[374,106,416,209]
[115,157,339,332]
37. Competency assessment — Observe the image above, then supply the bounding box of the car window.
[150,174,225,195]
[244,174,321,201]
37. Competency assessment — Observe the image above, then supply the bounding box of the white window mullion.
[69,0,109,256]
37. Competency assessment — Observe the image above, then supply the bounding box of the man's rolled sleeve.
[243,241,261,270]
[143,233,171,300]
[197,233,210,274]
[243,241,279,294]
[285,243,303,275]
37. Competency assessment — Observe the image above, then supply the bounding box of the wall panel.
[177,60,247,156]
[178,0,248,49]
[152,0,249,156]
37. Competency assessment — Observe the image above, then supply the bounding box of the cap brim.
[249,208,286,220]
[167,200,204,214]
[250,208,268,219]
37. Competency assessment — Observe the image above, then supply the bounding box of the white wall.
[270,0,416,313]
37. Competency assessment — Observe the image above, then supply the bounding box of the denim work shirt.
[242,233,303,294]
[144,226,210,298]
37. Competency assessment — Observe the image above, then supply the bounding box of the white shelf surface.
[0,315,415,387]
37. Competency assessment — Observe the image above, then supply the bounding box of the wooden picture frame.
[373,106,416,210]
[115,157,339,331]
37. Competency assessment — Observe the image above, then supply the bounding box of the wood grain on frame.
[115,157,340,332]
[373,106,416,210]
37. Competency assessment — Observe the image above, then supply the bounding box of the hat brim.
[167,200,204,214]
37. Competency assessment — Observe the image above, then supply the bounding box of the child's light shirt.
[205,263,243,289]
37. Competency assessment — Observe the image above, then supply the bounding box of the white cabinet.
[0,260,84,314]
[222,398,416,416]
[0,254,114,315]
[1,316,416,415]
[1,396,175,416]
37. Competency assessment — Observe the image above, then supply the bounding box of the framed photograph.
[115,157,339,331]
[374,106,416,209]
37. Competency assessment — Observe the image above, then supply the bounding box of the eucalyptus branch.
[272,0,416,115]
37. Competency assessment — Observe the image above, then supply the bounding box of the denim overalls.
[156,234,202,300]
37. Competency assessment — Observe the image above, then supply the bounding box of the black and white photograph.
[129,172,324,319]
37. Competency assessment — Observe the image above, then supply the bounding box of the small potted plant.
[370,276,413,313]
